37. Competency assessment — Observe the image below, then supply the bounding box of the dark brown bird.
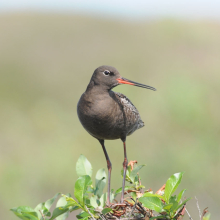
[77,65,156,204]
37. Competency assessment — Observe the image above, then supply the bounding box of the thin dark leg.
[121,141,128,203]
[99,139,112,205]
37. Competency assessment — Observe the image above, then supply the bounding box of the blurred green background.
[0,12,220,220]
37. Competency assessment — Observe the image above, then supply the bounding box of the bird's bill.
[116,77,156,91]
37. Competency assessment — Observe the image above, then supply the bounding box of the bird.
[77,65,156,205]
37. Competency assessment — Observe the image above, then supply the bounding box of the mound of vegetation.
[11,155,210,220]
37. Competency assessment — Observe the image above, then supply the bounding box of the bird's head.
[90,65,156,91]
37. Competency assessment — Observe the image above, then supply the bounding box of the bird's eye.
[103,70,110,76]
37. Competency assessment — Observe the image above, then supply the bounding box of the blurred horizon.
[0,5,220,220]
[1,0,220,20]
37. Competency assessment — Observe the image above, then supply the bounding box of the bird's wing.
[114,92,144,134]
[114,92,138,112]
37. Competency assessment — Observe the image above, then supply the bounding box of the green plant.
[11,155,209,220]
[139,172,191,219]
[10,155,113,220]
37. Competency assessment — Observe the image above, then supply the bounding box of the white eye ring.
[103,70,110,76]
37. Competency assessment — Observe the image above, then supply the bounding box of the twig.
[129,198,138,218]
[106,212,115,219]
[137,174,143,194]
[195,196,202,220]
[39,210,45,220]
[85,205,96,220]
[201,207,209,219]
[185,208,193,220]
[102,213,108,220]
[130,197,146,215]
[112,215,120,220]
[98,214,104,220]
[137,202,146,214]
[98,213,106,220]
[155,184,166,196]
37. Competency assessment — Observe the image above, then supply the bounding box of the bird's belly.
[78,110,125,140]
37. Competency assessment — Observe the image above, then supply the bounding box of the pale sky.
[1,0,220,19]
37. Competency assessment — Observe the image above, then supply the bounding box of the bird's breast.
[77,93,122,140]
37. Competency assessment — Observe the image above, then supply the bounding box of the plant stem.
[185,207,193,220]
[85,205,96,220]
[195,196,202,219]
[39,210,45,220]
[129,198,138,219]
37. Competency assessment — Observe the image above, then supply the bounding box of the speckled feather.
[114,92,144,135]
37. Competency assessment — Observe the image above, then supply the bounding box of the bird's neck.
[85,79,110,94]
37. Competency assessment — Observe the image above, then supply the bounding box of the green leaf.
[56,196,69,220]
[99,193,107,207]
[90,195,99,208]
[136,185,145,190]
[164,172,184,203]
[163,203,173,211]
[174,197,192,216]
[76,211,90,219]
[87,186,94,194]
[131,192,137,200]
[149,216,167,220]
[130,165,145,183]
[139,197,163,212]
[34,193,61,219]
[80,218,89,220]
[99,191,114,207]
[11,206,39,220]
[95,168,106,198]
[49,207,69,220]
[76,155,93,177]
[45,193,61,210]
[44,211,51,217]
[11,206,35,213]
[143,192,164,200]
[102,208,112,214]
[74,175,92,207]
[127,165,132,174]
[57,196,67,207]
[169,195,176,203]
[170,201,179,214]
[203,213,211,220]
[123,165,132,182]
[69,206,81,212]
[110,190,114,203]
[134,175,139,184]
[121,167,133,183]
[115,186,130,196]
[177,189,186,203]
[62,195,82,209]
[21,212,39,220]
[34,203,48,220]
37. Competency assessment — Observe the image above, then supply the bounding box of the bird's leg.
[99,139,112,205]
[121,140,128,204]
